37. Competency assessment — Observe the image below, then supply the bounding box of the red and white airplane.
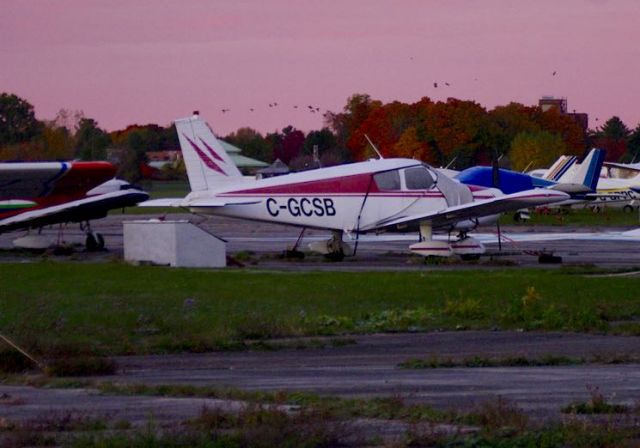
[0,161,149,250]
[142,113,569,259]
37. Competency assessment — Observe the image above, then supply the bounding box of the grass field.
[0,262,639,356]
[508,206,640,226]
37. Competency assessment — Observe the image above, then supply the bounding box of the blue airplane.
[455,148,605,197]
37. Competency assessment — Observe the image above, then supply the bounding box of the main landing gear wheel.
[324,249,345,262]
[85,232,105,251]
[623,205,635,213]
[308,230,352,261]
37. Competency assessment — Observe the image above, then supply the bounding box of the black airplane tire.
[85,233,98,251]
[95,232,105,250]
[623,205,634,213]
[324,250,345,262]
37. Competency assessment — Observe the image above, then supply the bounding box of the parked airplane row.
[0,112,616,259]
[530,157,640,212]
[140,113,602,259]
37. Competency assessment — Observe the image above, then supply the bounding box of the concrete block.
[124,220,226,268]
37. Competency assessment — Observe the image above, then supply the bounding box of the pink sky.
[2,1,639,135]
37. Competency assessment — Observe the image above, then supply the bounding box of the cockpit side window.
[373,170,401,190]
[404,166,435,190]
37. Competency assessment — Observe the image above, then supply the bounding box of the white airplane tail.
[543,155,577,181]
[551,148,605,193]
[175,113,242,192]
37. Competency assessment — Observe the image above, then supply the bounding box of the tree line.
[2,92,640,182]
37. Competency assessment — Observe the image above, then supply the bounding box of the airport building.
[539,96,589,132]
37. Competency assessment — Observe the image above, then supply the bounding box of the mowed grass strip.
[1,262,639,355]
[508,207,640,226]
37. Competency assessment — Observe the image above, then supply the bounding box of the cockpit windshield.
[374,166,435,191]
[404,166,435,190]
[373,170,401,190]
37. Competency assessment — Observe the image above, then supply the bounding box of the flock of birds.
[218,70,568,118]
[221,103,329,116]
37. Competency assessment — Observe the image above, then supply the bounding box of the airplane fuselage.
[186,159,499,233]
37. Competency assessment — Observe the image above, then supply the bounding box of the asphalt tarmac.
[1,332,639,427]
[2,213,640,269]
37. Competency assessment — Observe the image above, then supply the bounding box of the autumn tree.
[272,126,305,164]
[537,108,585,154]
[328,94,381,160]
[422,98,490,166]
[393,127,435,163]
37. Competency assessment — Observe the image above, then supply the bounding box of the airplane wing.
[140,198,261,207]
[0,190,149,232]
[603,162,640,172]
[0,161,116,198]
[375,188,569,230]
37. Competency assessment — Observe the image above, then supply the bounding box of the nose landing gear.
[409,223,485,260]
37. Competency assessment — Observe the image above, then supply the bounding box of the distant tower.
[539,96,567,114]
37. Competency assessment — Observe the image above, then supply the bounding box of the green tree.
[0,93,41,146]
[590,116,631,161]
[600,116,630,141]
[509,131,568,171]
[41,123,74,160]
[75,118,111,160]
[303,128,337,155]
[224,127,272,163]
[628,124,640,161]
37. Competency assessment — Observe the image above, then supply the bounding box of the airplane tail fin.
[551,148,605,193]
[543,155,577,181]
[175,112,242,192]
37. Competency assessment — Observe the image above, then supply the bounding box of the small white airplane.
[532,156,640,211]
[141,113,568,259]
